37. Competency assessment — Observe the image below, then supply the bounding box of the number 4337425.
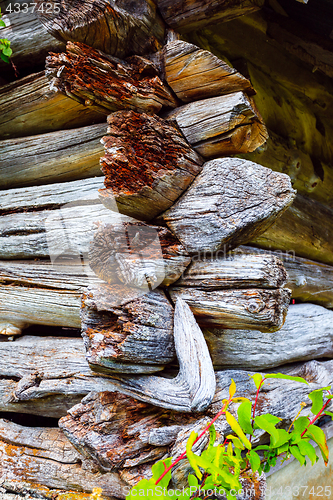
[5,2,61,13]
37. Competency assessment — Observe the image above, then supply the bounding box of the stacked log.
[1,1,333,498]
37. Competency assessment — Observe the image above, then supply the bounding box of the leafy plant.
[0,8,12,63]
[126,373,332,500]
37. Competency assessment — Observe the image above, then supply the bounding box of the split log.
[0,419,126,498]
[89,220,191,288]
[59,359,333,481]
[36,0,165,58]
[204,303,333,370]
[98,110,204,220]
[0,7,64,73]
[0,128,105,190]
[250,194,333,266]
[0,72,106,140]
[169,288,290,332]
[163,40,254,102]
[46,42,177,115]
[156,0,264,32]
[163,157,296,254]
[165,92,268,157]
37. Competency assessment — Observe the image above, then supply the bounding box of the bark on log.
[250,194,333,266]
[89,220,191,288]
[156,0,264,32]
[163,157,296,254]
[36,0,165,58]
[204,303,333,370]
[46,42,177,115]
[166,92,268,157]
[163,40,254,102]
[169,287,290,332]
[0,72,106,140]
[0,419,125,498]
[99,111,204,220]
[0,7,65,73]
[0,128,105,190]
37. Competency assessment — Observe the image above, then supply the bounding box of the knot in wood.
[246,299,265,314]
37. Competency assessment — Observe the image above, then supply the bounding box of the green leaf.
[304,425,329,465]
[0,20,6,27]
[324,411,333,420]
[151,458,172,488]
[265,373,308,384]
[254,415,279,446]
[226,435,245,450]
[187,474,199,489]
[273,429,291,448]
[297,440,318,466]
[237,399,253,436]
[0,52,9,63]
[186,431,202,480]
[229,379,236,398]
[207,423,216,450]
[250,373,263,389]
[277,443,289,455]
[225,411,252,449]
[290,445,306,466]
[2,45,11,57]
[293,416,310,434]
[247,450,261,472]
[308,387,330,415]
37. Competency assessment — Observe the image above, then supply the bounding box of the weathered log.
[169,287,290,332]
[166,92,268,157]
[156,0,264,32]
[163,157,296,254]
[36,0,165,58]
[204,303,333,370]
[163,40,254,102]
[0,419,126,498]
[89,220,191,289]
[250,194,333,266]
[81,285,175,373]
[46,42,177,115]
[0,7,64,73]
[0,128,105,189]
[0,72,106,139]
[99,111,204,220]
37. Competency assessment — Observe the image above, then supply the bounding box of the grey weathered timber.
[250,194,333,266]
[99,110,204,220]
[175,251,287,289]
[0,72,106,139]
[46,42,177,115]
[0,130,105,189]
[163,40,254,102]
[37,0,165,58]
[89,220,191,288]
[166,92,268,156]
[204,303,333,370]
[169,287,290,332]
[0,420,125,498]
[81,285,175,373]
[0,7,64,72]
[156,0,264,31]
[163,158,296,254]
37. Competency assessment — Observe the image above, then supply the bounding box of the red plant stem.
[155,397,232,485]
[249,378,266,445]
[301,393,332,437]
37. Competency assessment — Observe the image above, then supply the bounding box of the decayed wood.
[250,194,333,266]
[36,0,165,58]
[204,303,333,370]
[241,246,333,309]
[89,220,191,288]
[166,92,268,157]
[0,419,126,498]
[46,42,177,115]
[99,111,204,220]
[0,7,64,72]
[59,359,333,481]
[169,287,290,332]
[0,72,106,139]
[163,40,254,102]
[156,0,264,31]
[163,157,296,254]
[0,128,105,190]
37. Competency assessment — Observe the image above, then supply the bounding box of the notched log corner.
[99,110,204,220]
[163,157,296,254]
[46,42,177,115]
[36,0,165,58]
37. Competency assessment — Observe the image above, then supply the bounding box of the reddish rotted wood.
[99,111,204,220]
[45,42,177,115]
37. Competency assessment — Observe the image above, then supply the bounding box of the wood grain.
[46,42,177,115]
[163,157,296,254]
[99,110,203,220]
